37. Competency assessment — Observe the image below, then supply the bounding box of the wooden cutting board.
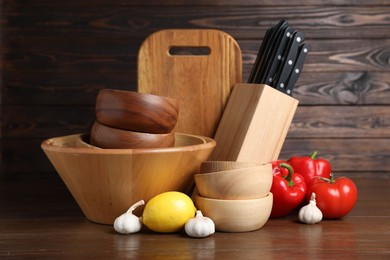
[138,29,242,137]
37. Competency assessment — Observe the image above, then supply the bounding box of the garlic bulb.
[298,193,323,224]
[114,200,145,234]
[185,210,215,238]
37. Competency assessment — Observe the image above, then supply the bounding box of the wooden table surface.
[1,173,389,259]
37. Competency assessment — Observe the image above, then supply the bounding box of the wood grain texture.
[280,139,390,172]
[5,137,389,173]
[4,105,390,139]
[3,71,389,106]
[3,37,389,106]
[41,133,215,224]
[194,163,272,200]
[289,106,390,138]
[5,38,390,74]
[5,0,390,6]
[2,106,94,138]
[1,1,390,175]
[292,72,390,105]
[138,29,242,137]
[3,5,390,39]
[95,89,179,133]
[210,84,298,164]
[0,174,389,258]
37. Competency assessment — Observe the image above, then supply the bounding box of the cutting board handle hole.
[168,46,211,56]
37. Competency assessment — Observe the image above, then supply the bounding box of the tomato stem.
[316,173,336,184]
[310,151,318,159]
[329,173,335,183]
[280,163,294,187]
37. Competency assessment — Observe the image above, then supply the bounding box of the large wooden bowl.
[194,163,272,200]
[194,192,273,232]
[75,134,102,149]
[95,89,179,133]
[90,121,175,149]
[41,133,215,225]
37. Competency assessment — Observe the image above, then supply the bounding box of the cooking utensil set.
[248,20,311,96]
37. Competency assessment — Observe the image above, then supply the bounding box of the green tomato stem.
[316,173,336,184]
[310,151,318,159]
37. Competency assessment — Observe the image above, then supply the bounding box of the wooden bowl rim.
[196,163,271,176]
[90,121,175,149]
[199,161,264,174]
[98,88,178,104]
[41,133,215,155]
[194,191,272,203]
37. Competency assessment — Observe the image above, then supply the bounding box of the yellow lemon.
[142,191,196,233]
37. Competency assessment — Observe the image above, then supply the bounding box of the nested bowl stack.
[91,89,179,149]
[194,161,273,232]
[41,88,217,225]
[41,133,215,224]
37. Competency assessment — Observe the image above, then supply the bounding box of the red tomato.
[306,174,358,219]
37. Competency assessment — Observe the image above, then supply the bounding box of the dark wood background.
[1,0,389,176]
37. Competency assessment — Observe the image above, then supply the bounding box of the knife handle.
[285,43,311,96]
[275,31,305,93]
[248,28,273,83]
[256,20,289,84]
[263,26,294,87]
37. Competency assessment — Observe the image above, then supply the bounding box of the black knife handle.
[256,20,289,84]
[275,31,305,93]
[247,28,273,83]
[263,26,294,87]
[284,43,311,96]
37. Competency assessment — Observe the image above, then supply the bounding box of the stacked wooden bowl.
[41,88,218,224]
[193,161,273,232]
[90,89,180,149]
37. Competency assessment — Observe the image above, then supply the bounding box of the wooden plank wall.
[1,0,390,175]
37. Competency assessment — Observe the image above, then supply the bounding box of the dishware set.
[91,89,179,149]
[248,19,310,96]
[42,21,309,230]
[194,161,273,232]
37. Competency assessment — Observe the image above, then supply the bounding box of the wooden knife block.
[209,83,298,164]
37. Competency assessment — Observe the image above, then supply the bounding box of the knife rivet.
[278,55,282,60]
[286,32,291,37]
[280,83,285,88]
[287,89,291,94]
[295,69,300,74]
[304,48,308,53]
[268,77,273,83]
[297,37,302,42]
[288,60,293,65]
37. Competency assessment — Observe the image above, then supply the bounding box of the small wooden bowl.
[90,121,175,149]
[95,89,179,133]
[194,191,273,232]
[199,161,261,174]
[194,163,272,200]
[41,133,216,224]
